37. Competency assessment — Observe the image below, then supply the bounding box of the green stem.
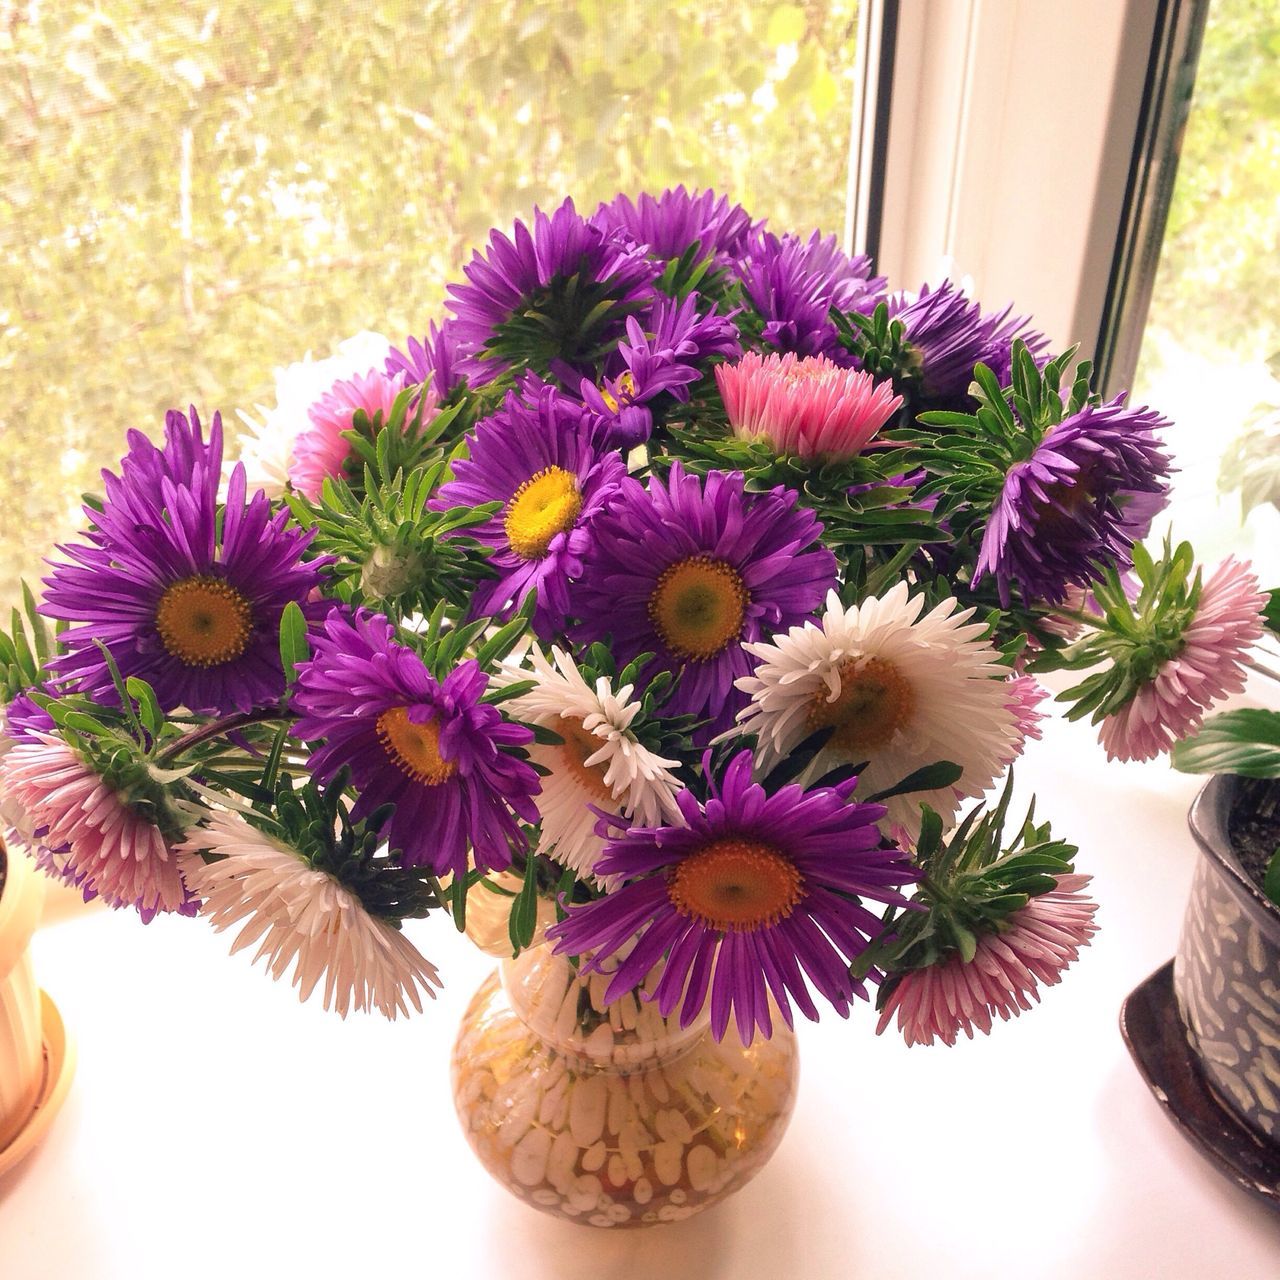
[157,707,286,765]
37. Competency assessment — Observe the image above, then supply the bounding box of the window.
[1,0,863,608]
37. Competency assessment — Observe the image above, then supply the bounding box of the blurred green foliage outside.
[1,0,859,607]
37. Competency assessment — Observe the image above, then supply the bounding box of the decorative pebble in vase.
[451,943,799,1227]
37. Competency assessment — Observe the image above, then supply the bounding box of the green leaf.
[508,854,540,955]
[1264,847,1280,908]
[1170,709,1280,777]
[1263,588,1280,637]
[278,602,310,685]
[124,677,164,738]
[865,760,963,804]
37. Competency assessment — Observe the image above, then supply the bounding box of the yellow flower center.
[154,576,253,668]
[807,656,916,753]
[556,719,614,801]
[376,706,457,785]
[667,837,803,933]
[648,556,748,661]
[599,370,637,414]
[503,466,583,560]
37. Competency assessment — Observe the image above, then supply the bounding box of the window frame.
[848,0,1211,394]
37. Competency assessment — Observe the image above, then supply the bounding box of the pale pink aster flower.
[288,365,412,499]
[715,351,903,461]
[1000,673,1049,766]
[1099,557,1266,762]
[0,733,188,919]
[179,810,442,1020]
[876,873,1099,1047]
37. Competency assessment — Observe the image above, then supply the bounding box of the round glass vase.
[451,943,799,1227]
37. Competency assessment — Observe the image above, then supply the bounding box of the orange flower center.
[154,575,253,668]
[556,719,614,801]
[667,837,803,933]
[648,555,747,661]
[376,706,457,785]
[807,656,915,752]
[504,466,582,560]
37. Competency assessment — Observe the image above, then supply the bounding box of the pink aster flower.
[1099,557,1266,762]
[876,873,1099,1047]
[1000,673,1049,766]
[0,733,189,921]
[715,351,902,462]
[288,365,412,499]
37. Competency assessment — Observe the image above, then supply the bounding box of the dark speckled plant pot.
[1174,775,1280,1147]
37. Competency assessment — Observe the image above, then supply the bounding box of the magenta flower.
[385,321,466,400]
[571,464,837,739]
[716,351,902,461]
[446,198,658,383]
[41,408,322,715]
[547,750,918,1044]
[592,187,757,268]
[736,229,885,361]
[890,281,1047,401]
[577,292,742,447]
[876,873,1099,1046]
[974,396,1173,607]
[1099,557,1266,762]
[291,610,540,879]
[289,365,411,499]
[433,383,627,633]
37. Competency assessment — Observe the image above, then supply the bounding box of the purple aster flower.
[2,688,55,744]
[891,281,1048,402]
[41,408,322,714]
[434,383,627,634]
[291,610,540,879]
[592,187,757,267]
[571,463,837,739]
[974,396,1174,606]
[385,321,467,400]
[736,229,886,361]
[577,292,742,448]
[546,750,918,1044]
[446,198,659,384]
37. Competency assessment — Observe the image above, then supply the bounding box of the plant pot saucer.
[0,990,76,1180]
[1120,960,1280,1211]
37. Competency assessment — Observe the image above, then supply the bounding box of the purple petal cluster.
[974,396,1174,606]
[891,282,1048,401]
[446,198,658,384]
[546,750,919,1043]
[592,187,757,267]
[737,229,886,361]
[571,463,837,738]
[41,408,322,714]
[385,321,466,399]
[291,610,540,878]
[435,383,627,633]
[579,292,742,448]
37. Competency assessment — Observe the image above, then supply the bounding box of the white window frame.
[849,0,1207,394]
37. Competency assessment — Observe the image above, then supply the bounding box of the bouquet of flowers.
[0,188,1268,1052]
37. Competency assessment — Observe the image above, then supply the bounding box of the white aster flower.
[497,645,684,877]
[232,330,392,498]
[179,809,440,1020]
[735,583,1018,835]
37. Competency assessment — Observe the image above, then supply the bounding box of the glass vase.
[450,942,799,1227]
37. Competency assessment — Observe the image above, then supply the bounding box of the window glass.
[1131,0,1280,581]
[0,0,861,607]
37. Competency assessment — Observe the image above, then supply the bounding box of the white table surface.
[3,705,1280,1280]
